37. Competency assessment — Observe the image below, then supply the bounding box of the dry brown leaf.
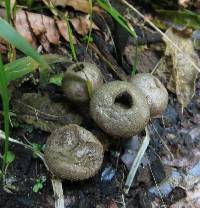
[163,28,199,108]
[162,148,200,170]
[71,15,99,36]
[43,0,101,13]
[42,14,60,44]
[170,183,200,208]
[14,10,38,48]
[1,8,99,51]
[26,11,50,51]
[0,43,7,53]
[0,8,5,18]
[10,0,16,10]
[0,36,8,53]
[178,0,190,7]
[56,20,75,43]
[27,12,45,36]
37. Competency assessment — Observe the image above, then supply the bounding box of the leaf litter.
[0,0,198,208]
[162,28,199,108]
[42,0,101,13]
[0,9,99,51]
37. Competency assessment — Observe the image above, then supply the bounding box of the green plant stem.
[97,0,137,39]
[5,0,11,23]
[86,0,93,51]
[65,14,77,62]
[0,54,10,173]
[0,17,50,82]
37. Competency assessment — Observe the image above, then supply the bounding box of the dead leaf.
[71,15,99,36]
[42,14,60,44]
[162,147,200,170]
[0,8,98,51]
[10,0,16,17]
[26,11,51,51]
[163,28,199,108]
[0,8,5,18]
[56,20,76,43]
[0,43,7,53]
[178,0,190,7]
[170,183,200,208]
[14,10,37,48]
[42,0,101,13]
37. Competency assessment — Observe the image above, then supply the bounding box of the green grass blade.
[5,0,11,23]
[4,54,71,82]
[96,0,137,39]
[0,17,49,77]
[86,0,93,51]
[65,14,77,62]
[3,54,70,83]
[5,56,39,81]
[158,9,200,30]
[0,54,10,173]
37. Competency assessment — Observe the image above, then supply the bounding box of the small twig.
[120,0,200,73]
[151,58,162,75]
[123,127,150,194]
[151,121,174,160]
[121,194,126,208]
[90,43,128,81]
[147,157,167,208]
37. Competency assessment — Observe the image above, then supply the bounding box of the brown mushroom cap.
[130,73,168,117]
[90,81,150,138]
[62,62,103,102]
[44,124,104,180]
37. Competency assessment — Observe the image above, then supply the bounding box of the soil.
[0,1,200,208]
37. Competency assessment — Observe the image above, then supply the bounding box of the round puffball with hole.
[90,81,150,138]
[130,73,168,117]
[44,124,104,180]
[62,62,103,102]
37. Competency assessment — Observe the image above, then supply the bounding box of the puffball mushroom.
[90,81,150,138]
[44,124,104,180]
[130,73,168,117]
[62,62,103,102]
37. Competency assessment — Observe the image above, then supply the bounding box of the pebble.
[101,166,116,182]
[189,127,200,141]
